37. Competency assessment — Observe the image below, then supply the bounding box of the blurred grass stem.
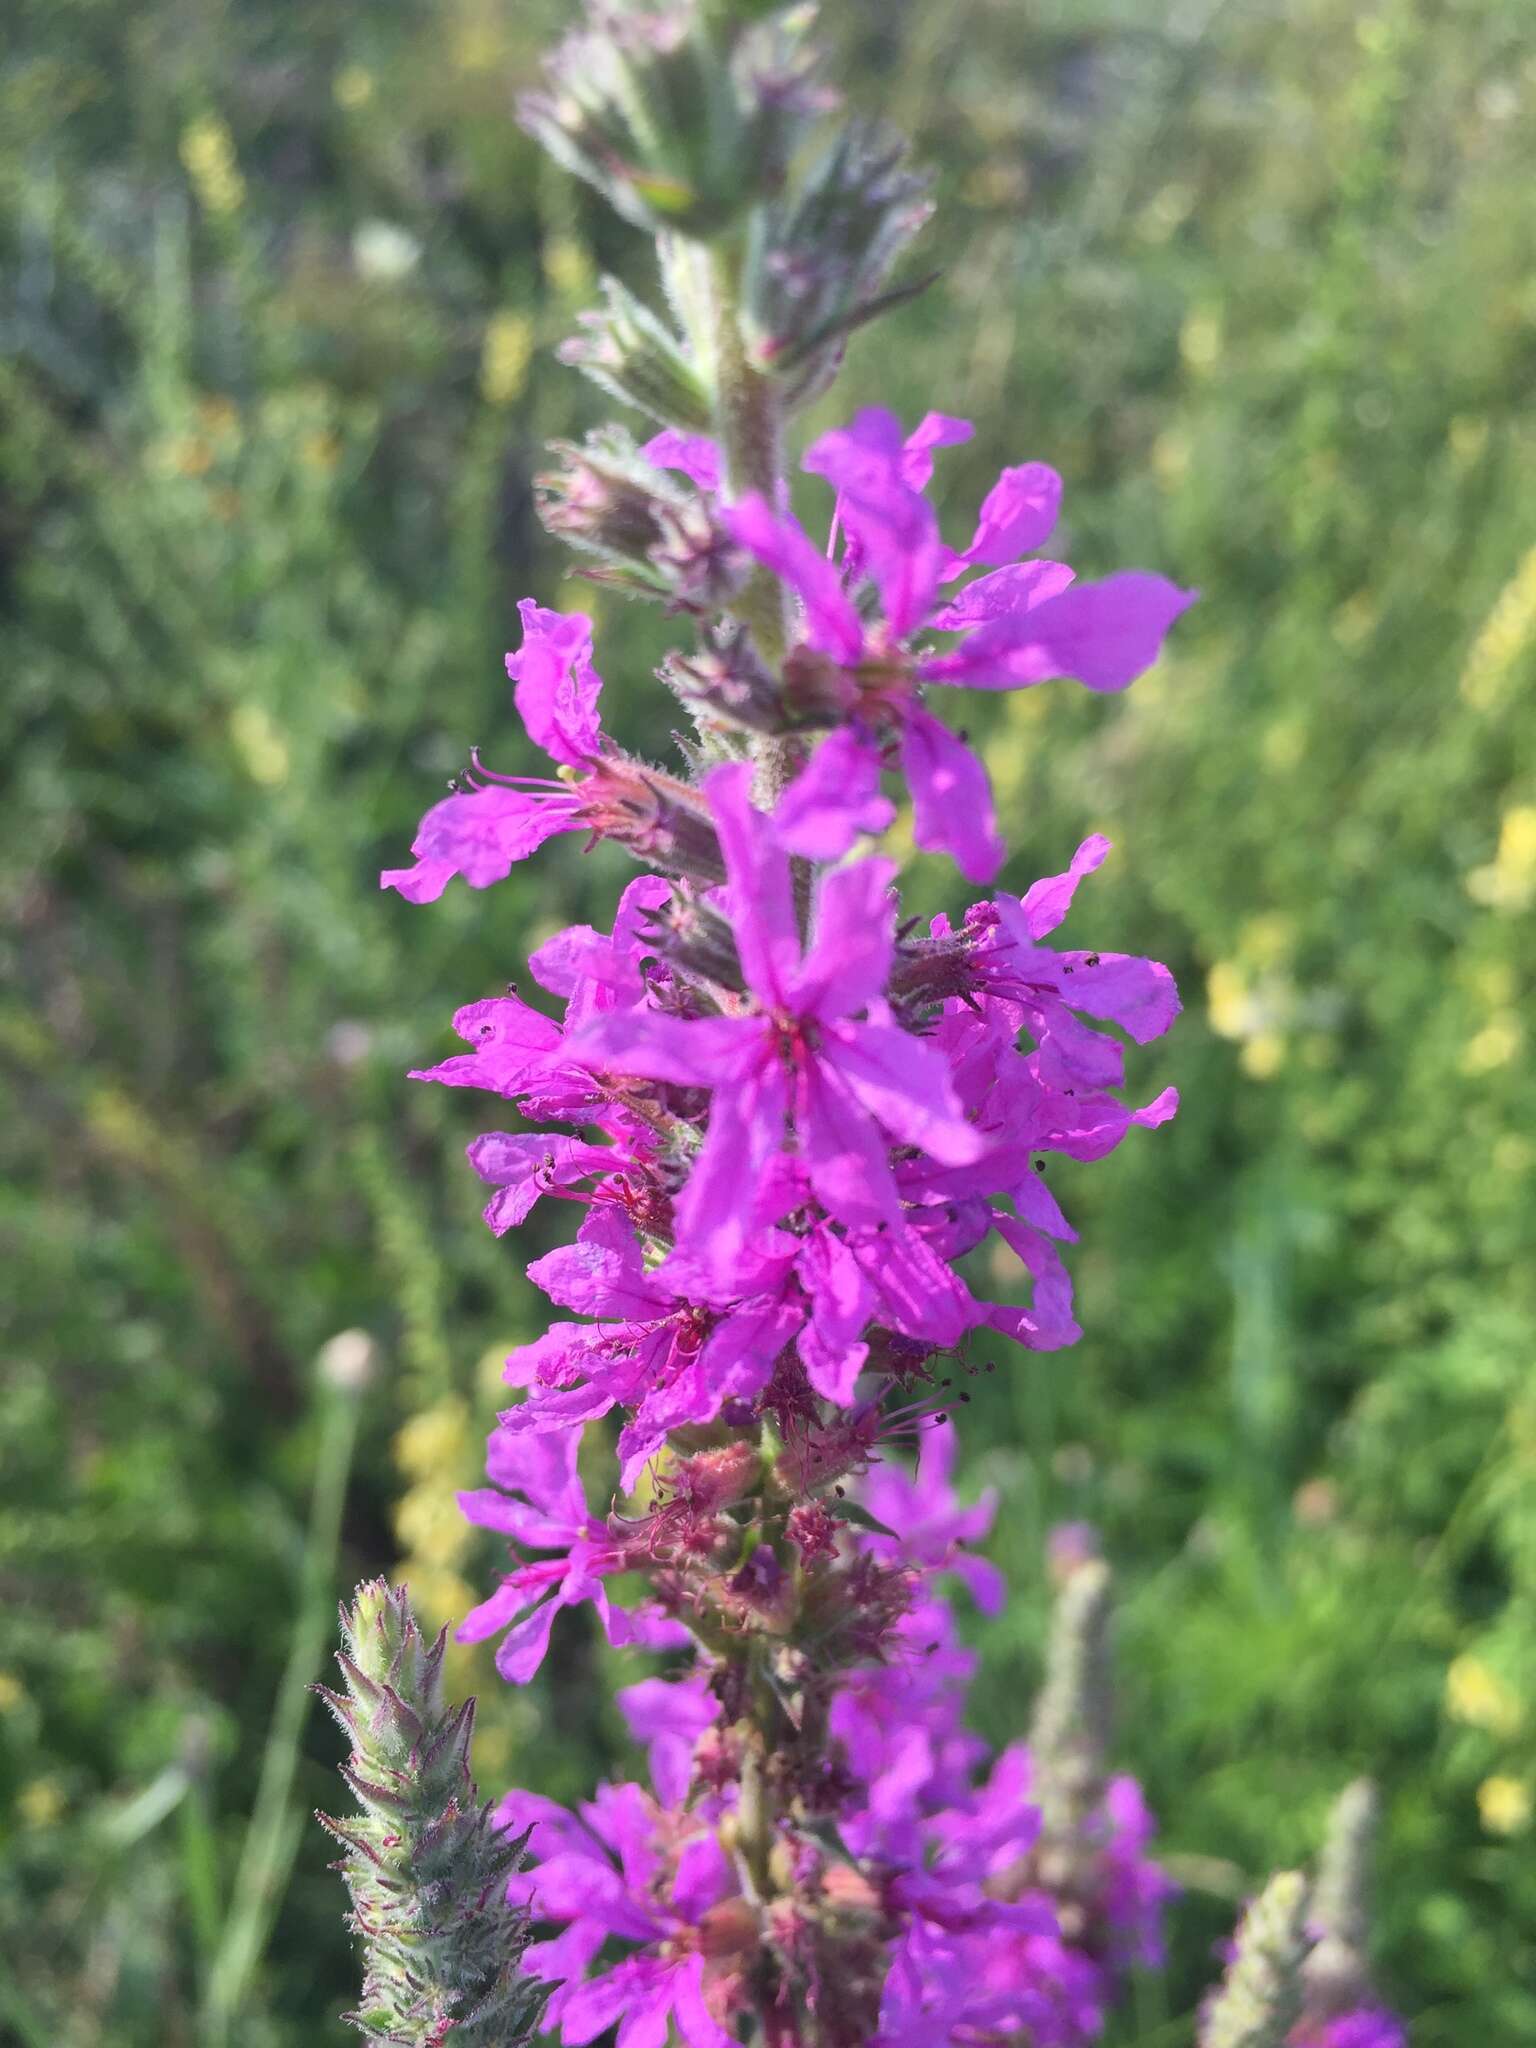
[200,1373,362,2044]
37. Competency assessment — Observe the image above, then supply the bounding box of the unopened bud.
[538,428,744,608]
[1304,1778,1380,2018]
[743,117,933,408]
[560,275,714,432]
[1200,1871,1313,2048]
[522,3,809,241]
[316,1581,545,2044]
[664,622,794,736]
[1029,1558,1114,1844]
[650,888,748,992]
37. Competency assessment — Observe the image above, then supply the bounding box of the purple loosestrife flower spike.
[315,1581,545,2045]
[380,1,1198,2041]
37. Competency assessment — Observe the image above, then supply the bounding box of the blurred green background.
[3,0,1535,2041]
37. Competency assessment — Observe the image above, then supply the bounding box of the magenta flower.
[501,1781,743,2048]
[505,1202,805,1484]
[616,1673,719,1807]
[1293,2013,1408,2048]
[456,1426,686,1681]
[382,605,709,902]
[563,761,983,1286]
[725,407,1195,881]
[858,1418,1005,1616]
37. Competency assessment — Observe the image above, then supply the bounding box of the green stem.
[706,241,803,809]
[200,1375,362,2043]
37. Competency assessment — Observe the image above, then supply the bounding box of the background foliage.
[3,1,1534,2041]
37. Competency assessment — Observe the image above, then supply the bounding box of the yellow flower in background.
[1179,309,1222,374]
[1446,1654,1525,1738]
[1240,1032,1286,1080]
[542,233,593,298]
[333,65,375,110]
[1461,544,1536,711]
[1206,961,1247,1039]
[481,311,534,409]
[1477,1775,1532,1836]
[0,1672,24,1712]
[1465,803,1536,911]
[180,115,245,216]
[1460,1012,1522,1076]
[395,1396,470,1480]
[18,1777,66,1828]
[1447,415,1489,468]
[229,704,290,789]
[395,1482,472,1569]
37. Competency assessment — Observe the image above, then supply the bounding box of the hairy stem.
[706,240,803,808]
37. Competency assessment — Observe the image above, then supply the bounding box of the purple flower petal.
[562,1008,761,1089]
[669,1953,737,2048]
[505,600,604,765]
[670,1833,732,1922]
[804,407,945,637]
[798,1052,905,1230]
[791,856,898,1020]
[671,1052,791,1288]
[640,429,721,492]
[900,412,974,490]
[705,761,801,1008]
[773,726,894,861]
[925,571,1197,692]
[723,493,864,664]
[943,461,1063,575]
[826,1019,984,1166]
[901,709,1006,884]
[381,784,576,901]
[465,1132,611,1235]
[1015,834,1111,939]
[928,558,1076,633]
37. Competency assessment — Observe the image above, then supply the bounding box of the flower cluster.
[355,1,1403,2041]
[492,1437,1171,2048]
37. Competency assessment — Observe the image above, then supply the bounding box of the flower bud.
[663,622,794,736]
[1028,1558,1114,1845]
[560,275,714,432]
[521,3,813,241]
[1303,1778,1381,2018]
[316,1327,379,1394]
[316,1581,545,2045]
[538,427,743,608]
[742,118,933,408]
[1200,1871,1313,2048]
